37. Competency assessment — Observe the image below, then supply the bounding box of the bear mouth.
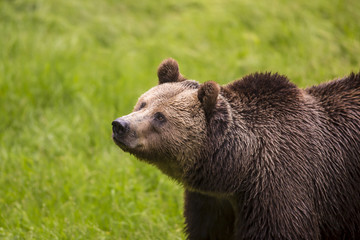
[112,133,144,154]
[112,133,129,150]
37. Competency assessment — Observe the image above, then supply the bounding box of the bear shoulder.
[222,72,300,104]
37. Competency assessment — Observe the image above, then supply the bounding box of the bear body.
[112,59,360,240]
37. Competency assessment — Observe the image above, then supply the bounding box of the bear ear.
[157,58,186,84]
[198,81,220,115]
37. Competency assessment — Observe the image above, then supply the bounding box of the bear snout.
[112,118,130,140]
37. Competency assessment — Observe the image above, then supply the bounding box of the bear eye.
[154,112,166,123]
[139,102,146,110]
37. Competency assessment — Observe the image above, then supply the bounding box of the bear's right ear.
[157,58,186,84]
[198,81,220,116]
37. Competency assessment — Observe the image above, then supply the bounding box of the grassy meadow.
[0,0,359,239]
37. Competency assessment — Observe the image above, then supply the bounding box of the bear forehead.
[139,81,198,105]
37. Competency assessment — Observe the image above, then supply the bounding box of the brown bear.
[112,58,360,240]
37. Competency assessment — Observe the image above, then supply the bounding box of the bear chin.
[112,137,159,163]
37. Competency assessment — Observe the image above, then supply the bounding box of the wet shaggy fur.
[112,59,360,240]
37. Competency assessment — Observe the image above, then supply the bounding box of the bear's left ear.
[198,81,220,115]
[157,58,186,84]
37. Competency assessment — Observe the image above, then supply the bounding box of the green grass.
[0,0,359,239]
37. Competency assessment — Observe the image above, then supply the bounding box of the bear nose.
[112,118,129,136]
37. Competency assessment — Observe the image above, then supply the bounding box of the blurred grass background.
[0,0,359,239]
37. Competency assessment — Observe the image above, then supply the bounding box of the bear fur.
[112,58,360,240]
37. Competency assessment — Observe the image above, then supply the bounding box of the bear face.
[112,59,226,181]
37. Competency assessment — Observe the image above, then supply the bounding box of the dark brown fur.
[198,81,220,117]
[112,59,360,240]
[157,58,186,84]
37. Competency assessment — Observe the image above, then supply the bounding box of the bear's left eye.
[154,112,166,123]
[139,102,146,110]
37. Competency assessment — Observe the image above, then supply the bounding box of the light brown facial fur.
[113,59,222,180]
[113,80,208,180]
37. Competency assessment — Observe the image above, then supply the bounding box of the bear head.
[112,58,232,182]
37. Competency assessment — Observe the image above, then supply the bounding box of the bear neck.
[182,92,258,194]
